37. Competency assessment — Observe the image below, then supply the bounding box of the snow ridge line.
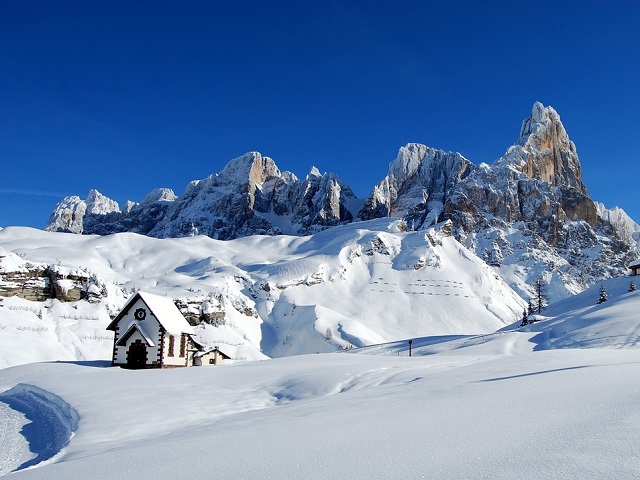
[0,383,79,472]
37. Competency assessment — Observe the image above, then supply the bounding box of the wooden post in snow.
[409,339,413,357]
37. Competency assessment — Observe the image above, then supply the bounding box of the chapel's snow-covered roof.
[629,259,640,268]
[137,291,195,335]
[107,291,195,335]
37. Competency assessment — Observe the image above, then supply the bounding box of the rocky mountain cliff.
[45,103,640,299]
[358,143,474,227]
[46,152,359,239]
[361,102,637,299]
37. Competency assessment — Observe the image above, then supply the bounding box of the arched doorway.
[127,340,147,369]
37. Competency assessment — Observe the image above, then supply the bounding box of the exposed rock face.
[352,103,637,298]
[146,152,279,239]
[199,294,226,326]
[45,152,358,240]
[490,102,597,226]
[510,102,587,192]
[45,196,86,234]
[147,152,358,239]
[364,103,599,246]
[279,167,356,232]
[358,144,473,227]
[440,104,599,234]
[0,263,51,301]
[595,203,640,248]
[0,249,104,302]
[437,103,636,296]
[45,189,120,234]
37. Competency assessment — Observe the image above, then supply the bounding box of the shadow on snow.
[0,383,79,472]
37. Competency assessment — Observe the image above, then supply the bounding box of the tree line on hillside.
[520,279,638,327]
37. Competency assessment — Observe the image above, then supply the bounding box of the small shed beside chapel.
[192,344,232,366]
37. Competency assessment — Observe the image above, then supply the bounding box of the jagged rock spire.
[499,102,588,194]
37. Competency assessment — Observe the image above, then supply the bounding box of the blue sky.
[1,1,639,228]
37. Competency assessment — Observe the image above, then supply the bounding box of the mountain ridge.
[44,103,640,299]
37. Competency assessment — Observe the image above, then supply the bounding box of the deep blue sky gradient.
[1,1,639,228]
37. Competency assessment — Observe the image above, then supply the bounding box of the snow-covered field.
[0,221,525,368]
[1,279,640,479]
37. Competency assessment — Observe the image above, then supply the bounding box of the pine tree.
[597,284,608,304]
[531,278,548,314]
[527,299,534,316]
[629,281,637,292]
[520,308,529,327]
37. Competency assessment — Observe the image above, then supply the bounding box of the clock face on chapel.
[134,308,146,320]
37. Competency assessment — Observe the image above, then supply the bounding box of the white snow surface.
[0,220,525,368]
[1,280,640,478]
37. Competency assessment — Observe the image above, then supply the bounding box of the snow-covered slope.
[1,279,639,478]
[356,273,640,355]
[0,219,525,368]
[5,101,640,479]
[518,275,640,350]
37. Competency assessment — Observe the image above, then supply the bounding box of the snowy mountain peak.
[219,151,281,185]
[525,100,556,131]
[358,143,473,222]
[422,102,632,297]
[517,102,565,145]
[500,102,586,193]
[42,103,638,296]
[307,166,322,178]
[45,195,85,233]
[140,188,176,205]
[596,202,640,248]
[45,151,356,239]
[45,190,120,234]
[85,189,120,215]
[389,143,431,182]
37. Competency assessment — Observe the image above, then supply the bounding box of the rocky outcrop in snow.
[0,248,107,302]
